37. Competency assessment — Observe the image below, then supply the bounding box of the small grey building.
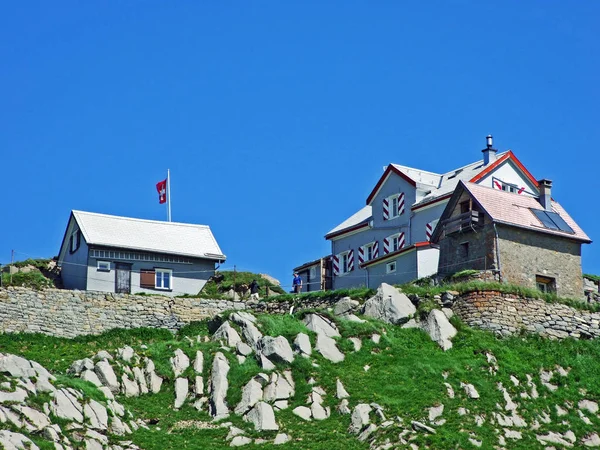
[293,256,333,293]
[57,210,226,296]
[432,180,591,298]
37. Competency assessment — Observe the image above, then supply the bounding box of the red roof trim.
[325,222,370,240]
[411,193,453,211]
[366,165,417,205]
[360,242,433,268]
[469,151,539,188]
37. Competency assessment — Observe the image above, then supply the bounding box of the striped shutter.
[398,192,405,215]
[332,254,340,276]
[373,241,379,258]
[398,232,406,249]
[425,222,433,241]
[383,197,390,220]
[348,250,354,271]
[493,179,503,190]
[383,237,390,254]
[358,246,365,264]
[517,186,525,194]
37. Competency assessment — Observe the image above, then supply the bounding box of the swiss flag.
[156,179,167,204]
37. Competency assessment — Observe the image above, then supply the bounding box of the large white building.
[324,136,541,289]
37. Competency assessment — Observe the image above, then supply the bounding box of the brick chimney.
[482,135,498,165]
[538,179,552,210]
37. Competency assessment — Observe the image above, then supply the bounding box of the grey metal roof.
[325,205,372,237]
[69,210,226,260]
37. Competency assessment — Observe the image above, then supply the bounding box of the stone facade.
[452,290,600,340]
[496,225,583,299]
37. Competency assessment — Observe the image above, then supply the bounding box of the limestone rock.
[348,337,362,352]
[0,354,37,378]
[362,283,416,324]
[195,376,204,395]
[0,387,28,403]
[213,321,243,348]
[209,352,230,419]
[0,430,40,450]
[231,313,263,350]
[338,399,351,415]
[582,433,600,447]
[349,404,372,434]
[51,388,83,422]
[230,436,252,447]
[117,346,135,363]
[170,349,190,377]
[15,405,51,430]
[412,420,436,434]
[263,372,294,402]
[358,423,378,442]
[424,309,457,351]
[121,374,139,397]
[336,379,350,399]
[133,367,148,395]
[193,351,204,374]
[174,378,189,409]
[84,400,108,430]
[315,334,345,363]
[94,361,119,393]
[234,379,263,415]
[292,406,312,421]
[236,342,253,357]
[259,354,276,370]
[245,402,278,431]
[147,371,163,394]
[259,336,294,364]
[293,333,312,357]
[274,433,290,445]
[333,297,359,316]
[94,351,113,361]
[428,404,444,422]
[461,382,480,399]
[81,370,103,388]
[579,400,599,414]
[303,314,340,338]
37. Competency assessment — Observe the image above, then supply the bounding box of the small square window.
[386,261,396,274]
[97,261,111,272]
[536,275,555,294]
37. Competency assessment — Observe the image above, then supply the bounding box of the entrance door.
[115,263,131,294]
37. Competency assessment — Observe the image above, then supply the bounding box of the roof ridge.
[390,164,442,177]
[72,210,210,229]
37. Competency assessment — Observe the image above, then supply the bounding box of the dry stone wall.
[3,286,600,340]
[452,290,600,339]
[0,287,341,339]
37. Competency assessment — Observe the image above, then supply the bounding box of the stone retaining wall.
[3,286,600,340]
[452,290,600,339]
[0,287,341,338]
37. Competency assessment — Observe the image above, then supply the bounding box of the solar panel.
[531,209,574,233]
[532,209,559,230]
[545,211,574,233]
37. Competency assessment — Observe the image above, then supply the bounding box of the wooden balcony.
[441,211,483,235]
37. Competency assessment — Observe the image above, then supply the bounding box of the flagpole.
[167,169,172,222]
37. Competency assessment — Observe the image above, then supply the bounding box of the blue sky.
[2,2,599,290]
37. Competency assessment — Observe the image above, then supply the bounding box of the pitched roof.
[325,205,372,239]
[66,210,226,260]
[449,182,591,243]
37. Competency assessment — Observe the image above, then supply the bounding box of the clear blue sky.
[2,2,599,290]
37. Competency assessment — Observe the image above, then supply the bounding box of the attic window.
[70,230,81,253]
[531,209,574,233]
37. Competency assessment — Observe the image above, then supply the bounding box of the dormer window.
[70,230,81,253]
[383,192,405,220]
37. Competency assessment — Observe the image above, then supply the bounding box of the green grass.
[4,312,600,449]
[1,270,54,289]
[181,270,286,299]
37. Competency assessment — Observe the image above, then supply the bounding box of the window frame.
[338,251,351,275]
[70,230,80,253]
[387,194,403,218]
[97,261,111,272]
[387,233,403,252]
[363,242,376,262]
[386,261,397,274]
[155,268,173,290]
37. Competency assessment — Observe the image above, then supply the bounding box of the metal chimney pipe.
[482,135,497,165]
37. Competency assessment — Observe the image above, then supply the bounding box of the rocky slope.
[2,284,600,449]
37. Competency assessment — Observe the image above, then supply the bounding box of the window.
[155,269,172,290]
[384,193,405,219]
[97,261,110,272]
[460,242,469,258]
[362,242,377,262]
[70,230,81,253]
[460,200,470,214]
[493,178,524,194]
[536,275,555,294]
[341,252,349,274]
[386,261,396,274]
[309,267,317,280]
[384,233,405,254]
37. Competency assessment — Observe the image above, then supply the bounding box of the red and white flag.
[156,179,167,204]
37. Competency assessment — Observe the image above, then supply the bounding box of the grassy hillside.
[2,309,600,449]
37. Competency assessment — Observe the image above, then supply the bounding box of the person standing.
[292,272,303,294]
[249,279,260,301]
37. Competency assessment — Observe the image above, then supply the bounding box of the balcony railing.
[441,210,483,235]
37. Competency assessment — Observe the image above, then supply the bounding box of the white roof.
[326,205,372,237]
[68,210,225,260]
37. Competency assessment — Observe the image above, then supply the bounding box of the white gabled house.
[57,210,226,296]
[325,136,541,289]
